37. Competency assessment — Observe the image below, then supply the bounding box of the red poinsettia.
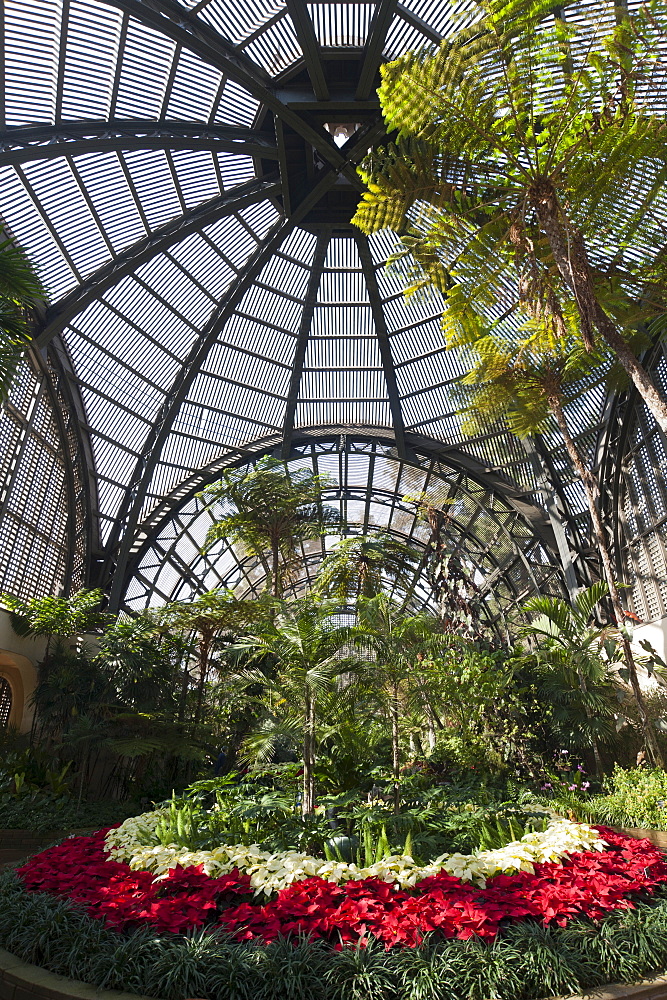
[16,826,667,946]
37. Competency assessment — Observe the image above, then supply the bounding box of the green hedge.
[2,871,667,1000]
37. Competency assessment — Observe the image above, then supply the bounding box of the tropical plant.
[232,597,355,815]
[198,457,341,597]
[518,583,622,772]
[354,595,445,812]
[314,532,420,602]
[0,227,45,401]
[407,494,484,636]
[154,589,262,726]
[449,328,662,765]
[0,589,108,652]
[353,0,667,434]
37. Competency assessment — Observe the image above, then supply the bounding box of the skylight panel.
[113,17,177,119]
[134,254,217,330]
[213,80,260,126]
[0,166,77,299]
[70,152,147,252]
[240,284,303,332]
[307,3,374,47]
[122,149,183,230]
[165,48,224,120]
[396,0,480,39]
[71,328,172,418]
[60,1,123,120]
[318,268,367,302]
[259,254,312,299]
[204,337,293,386]
[239,200,282,242]
[102,286,199,363]
[4,0,62,124]
[389,318,447,362]
[219,314,297,366]
[205,213,259,268]
[395,350,459,400]
[213,152,255,191]
[384,14,430,60]
[21,158,111,275]
[195,0,286,47]
[167,229,235,292]
[242,15,300,75]
[78,383,149,448]
[92,436,140,488]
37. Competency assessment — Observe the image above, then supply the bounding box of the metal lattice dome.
[1,0,666,627]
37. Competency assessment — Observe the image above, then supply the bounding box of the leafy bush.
[551,764,667,830]
[550,766,667,831]
[148,773,551,864]
[0,794,141,833]
[3,870,667,999]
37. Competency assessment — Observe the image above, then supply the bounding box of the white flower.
[103,813,604,894]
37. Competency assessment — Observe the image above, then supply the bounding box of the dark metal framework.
[599,343,667,625]
[0,0,653,612]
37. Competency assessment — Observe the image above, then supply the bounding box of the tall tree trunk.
[533,186,667,436]
[549,393,664,766]
[302,686,315,816]
[178,663,190,723]
[573,661,603,777]
[391,679,400,814]
[194,633,211,726]
[271,537,281,598]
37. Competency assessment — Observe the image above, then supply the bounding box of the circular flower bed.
[14,818,667,947]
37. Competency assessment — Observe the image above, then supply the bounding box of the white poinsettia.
[104,813,605,894]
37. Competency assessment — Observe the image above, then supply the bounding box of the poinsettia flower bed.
[15,826,667,947]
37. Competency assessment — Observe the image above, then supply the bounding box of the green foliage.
[149,771,550,864]
[198,457,341,597]
[517,584,622,756]
[314,533,420,602]
[562,766,667,831]
[0,589,108,640]
[6,869,667,998]
[0,228,45,401]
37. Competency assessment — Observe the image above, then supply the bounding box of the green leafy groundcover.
[2,871,667,1000]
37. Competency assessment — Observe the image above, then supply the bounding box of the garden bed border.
[2,947,667,1000]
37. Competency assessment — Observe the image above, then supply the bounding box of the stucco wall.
[0,609,46,733]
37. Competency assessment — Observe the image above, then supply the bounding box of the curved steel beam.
[0,121,278,165]
[34,173,281,349]
[281,230,330,458]
[356,0,398,100]
[354,232,406,458]
[122,424,561,574]
[284,0,329,101]
[116,427,562,611]
[105,166,342,609]
[102,0,362,183]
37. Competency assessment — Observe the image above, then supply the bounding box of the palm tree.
[198,457,341,598]
[232,597,354,815]
[452,327,664,765]
[155,589,261,725]
[407,495,484,636]
[0,227,45,401]
[353,1,667,434]
[314,532,420,602]
[518,582,623,774]
[354,594,444,811]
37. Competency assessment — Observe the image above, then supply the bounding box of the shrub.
[554,766,667,831]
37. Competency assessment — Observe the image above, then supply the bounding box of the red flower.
[16,826,667,946]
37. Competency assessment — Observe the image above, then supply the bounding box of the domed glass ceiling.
[0,0,647,615]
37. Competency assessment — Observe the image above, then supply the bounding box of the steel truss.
[0,0,617,610]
